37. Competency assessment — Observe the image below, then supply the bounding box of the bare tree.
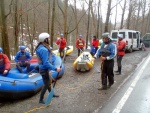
[141,0,147,35]
[120,0,127,29]
[64,0,68,42]
[50,0,56,47]
[90,0,96,35]
[114,0,118,30]
[97,0,101,38]
[135,0,141,30]
[86,0,92,49]
[104,0,112,32]
[13,0,20,54]
[0,0,10,59]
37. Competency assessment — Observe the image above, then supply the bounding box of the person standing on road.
[115,34,126,75]
[0,47,10,76]
[35,32,61,104]
[76,35,85,56]
[90,36,99,56]
[93,33,116,90]
[56,33,67,59]
[15,46,31,73]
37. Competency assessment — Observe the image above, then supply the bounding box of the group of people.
[75,35,99,56]
[0,45,32,76]
[0,32,126,104]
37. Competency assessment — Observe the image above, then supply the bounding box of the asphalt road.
[97,52,150,113]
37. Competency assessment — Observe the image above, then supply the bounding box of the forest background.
[0,0,150,59]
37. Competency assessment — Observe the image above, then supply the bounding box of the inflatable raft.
[0,55,65,100]
[53,45,73,56]
[73,52,94,72]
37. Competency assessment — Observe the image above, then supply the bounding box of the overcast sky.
[69,0,150,24]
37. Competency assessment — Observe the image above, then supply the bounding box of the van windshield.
[112,32,118,39]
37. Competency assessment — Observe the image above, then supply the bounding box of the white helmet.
[117,34,123,39]
[39,32,50,42]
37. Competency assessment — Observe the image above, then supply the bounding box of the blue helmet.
[60,33,64,37]
[20,46,25,50]
[0,47,3,52]
[79,35,82,38]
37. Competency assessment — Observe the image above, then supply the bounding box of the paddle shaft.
[52,46,68,88]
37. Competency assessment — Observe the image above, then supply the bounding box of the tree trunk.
[114,0,118,30]
[50,0,56,47]
[104,0,112,32]
[141,0,146,35]
[64,0,68,42]
[120,0,126,29]
[86,0,91,49]
[90,0,96,35]
[0,0,11,59]
[135,0,141,30]
[48,0,51,34]
[14,0,19,54]
[127,0,133,29]
[96,0,101,38]
[74,0,78,43]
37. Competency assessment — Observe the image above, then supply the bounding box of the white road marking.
[112,55,150,113]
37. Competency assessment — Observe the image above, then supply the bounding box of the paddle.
[44,47,68,106]
[27,66,39,75]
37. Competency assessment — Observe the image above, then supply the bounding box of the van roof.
[111,29,138,32]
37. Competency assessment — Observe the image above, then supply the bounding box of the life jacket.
[18,52,28,62]
[0,54,5,69]
[78,40,84,46]
[117,40,126,56]
[101,43,111,57]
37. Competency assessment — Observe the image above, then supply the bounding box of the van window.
[133,33,136,39]
[128,32,132,39]
[112,32,117,39]
[119,32,125,39]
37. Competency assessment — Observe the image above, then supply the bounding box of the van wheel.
[128,47,132,53]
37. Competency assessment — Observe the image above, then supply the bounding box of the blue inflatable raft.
[0,55,65,100]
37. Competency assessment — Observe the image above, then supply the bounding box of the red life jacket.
[117,40,126,56]
[56,38,66,49]
[92,39,99,47]
[76,39,85,48]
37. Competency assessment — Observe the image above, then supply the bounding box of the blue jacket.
[35,44,56,71]
[94,42,117,60]
[15,51,31,62]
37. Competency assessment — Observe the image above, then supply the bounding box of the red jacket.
[76,39,85,48]
[117,40,126,56]
[0,53,10,70]
[56,38,67,49]
[92,39,99,48]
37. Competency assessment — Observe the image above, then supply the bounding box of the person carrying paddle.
[56,33,67,59]
[35,32,61,104]
[76,35,85,56]
[93,33,117,90]
[15,46,32,73]
[0,47,10,76]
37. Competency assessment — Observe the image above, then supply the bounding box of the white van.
[110,29,143,52]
